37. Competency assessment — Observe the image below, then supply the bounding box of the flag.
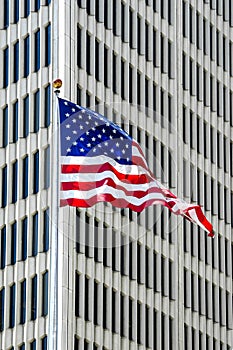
[58,98,213,237]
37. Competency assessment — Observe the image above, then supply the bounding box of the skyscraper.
[0,1,232,350]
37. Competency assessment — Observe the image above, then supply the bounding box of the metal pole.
[48,86,60,350]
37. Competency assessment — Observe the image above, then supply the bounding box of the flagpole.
[48,80,62,350]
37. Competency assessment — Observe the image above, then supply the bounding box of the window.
[25,0,30,17]
[35,0,40,11]
[2,105,8,148]
[34,89,40,133]
[45,24,51,66]
[31,340,36,350]
[0,226,6,269]
[44,85,51,127]
[44,146,50,189]
[95,39,100,81]
[12,161,18,204]
[23,95,29,138]
[22,156,29,199]
[14,0,19,23]
[33,151,39,194]
[4,0,9,28]
[84,276,90,322]
[1,165,7,208]
[11,222,17,265]
[0,288,5,331]
[13,41,19,83]
[41,337,47,350]
[42,271,48,316]
[34,30,40,72]
[12,100,18,143]
[3,46,9,88]
[20,279,26,324]
[32,212,38,256]
[24,36,30,77]
[21,217,28,261]
[31,275,37,320]
[9,283,16,328]
[43,209,49,252]
[75,272,80,317]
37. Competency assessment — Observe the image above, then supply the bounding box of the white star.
[78,115,83,119]
[65,113,70,117]
[92,137,96,141]
[94,122,99,126]
[85,121,89,125]
[72,108,76,112]
[102,128,106,133]
[125,144,129,148]
[104,142,108,146]
[98,144,102,148]
[72,130,77,134]
[64,101,68,105]
[66,124,71,128]
[116,142,119,147]
[106,122,110,126]
[110,148,114,153]
[80,148,85,152]
[113,130,116,134]
[86,131,90,135]
[72,119,76,123]
[97,134,102,138]
[88,115,92,120]
[67,148,71,152]
[87,143,91,147]
[104,152,108,155]
[127,157,130,162]
[92,127,96,131]
[79,125,83,130]
[117,156,121,160]
[93,148,96,152]
[81,109,85,113]
[120,136,123,140]
[73,141,77,146]
[122,149,125,154]
[80,137,84,141]
[109,135,113,140]
[66,136,71,140]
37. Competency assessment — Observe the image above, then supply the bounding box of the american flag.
[58,98,213,237]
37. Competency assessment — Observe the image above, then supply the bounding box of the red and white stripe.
[60,141,213,237]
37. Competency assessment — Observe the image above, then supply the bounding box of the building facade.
[0,1,232,349]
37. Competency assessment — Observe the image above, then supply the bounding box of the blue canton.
[59,98,133,165]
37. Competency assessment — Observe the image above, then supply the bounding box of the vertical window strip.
[4,0,9,28]
[43,208,49,252]
[35,30,40,72]
[13,100,18,143]
[44,146,50,189]
[22,217,28,261]
[11,221,17,265]
[14,0,19,23]
[22,155,29,199]
[0,288,4,331]
[23,95,29,137]
[41,336,47,350]
[0,226,6,269]
[32,212,38,256]
[13,41,19,83]
[42,271,48,316]
[33,150,39,194]
[3,105,8,148]
[34,89,40,133]
[24,36,30,78]
[3,46,9,88]
[12,160,18,203]
[44,85,51,127]
[25,0,30,17]
[20,279,26,324]
[45,24,51,66]
[31,275,37,320]
[1,165,7,208]
[9,283,16,328]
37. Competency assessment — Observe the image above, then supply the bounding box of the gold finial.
[53,79,62,95]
